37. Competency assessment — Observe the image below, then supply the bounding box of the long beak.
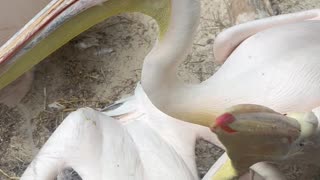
[210,104,318,178]
[211,104,301,138]
[0,0,79,64]
[0,0,84,87]
[0,0,171,90]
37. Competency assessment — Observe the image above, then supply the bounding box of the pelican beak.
[0,0,171,90]
[0,0,98,89]
[210,104,318,178]
[0,0,80,63]
[211,104,302,141]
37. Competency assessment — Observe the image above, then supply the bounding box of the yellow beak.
[0,0,171,90]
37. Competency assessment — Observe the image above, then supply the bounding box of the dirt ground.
[1,0,320,179]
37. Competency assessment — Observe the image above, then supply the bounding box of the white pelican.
[0,0,221,179]
[200,9,320,179]
[1,0,320,179]
[21,87,219,179]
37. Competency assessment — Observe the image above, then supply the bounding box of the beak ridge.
[0,0,79,65]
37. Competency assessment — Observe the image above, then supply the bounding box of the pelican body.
[1,2,320,123]
[1,0,320,179]
[21,86,219,180]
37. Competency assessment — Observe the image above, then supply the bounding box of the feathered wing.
[201,18,320,116]
[213,9,320,64]
[103,95,198,180]
[104,86,222,179]
[21,108,144,180]
[22,88,216,180]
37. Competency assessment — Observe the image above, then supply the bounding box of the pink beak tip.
[211,113,237,133]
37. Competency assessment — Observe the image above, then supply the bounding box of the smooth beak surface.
[212,104,301,139]
[0,0,89,90]
[0,0,171,90]
[0,0,79,65]
[211,104,305,178]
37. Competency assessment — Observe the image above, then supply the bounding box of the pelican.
[22,87,220,179]
[1,0,320,179]
[200,9,320,179]
[1,0,222,179]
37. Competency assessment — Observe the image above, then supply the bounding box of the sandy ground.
[1,0,320,179]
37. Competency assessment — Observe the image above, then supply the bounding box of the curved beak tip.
[211,113,237,133]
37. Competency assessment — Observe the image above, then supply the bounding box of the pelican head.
[210,104,318,179]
